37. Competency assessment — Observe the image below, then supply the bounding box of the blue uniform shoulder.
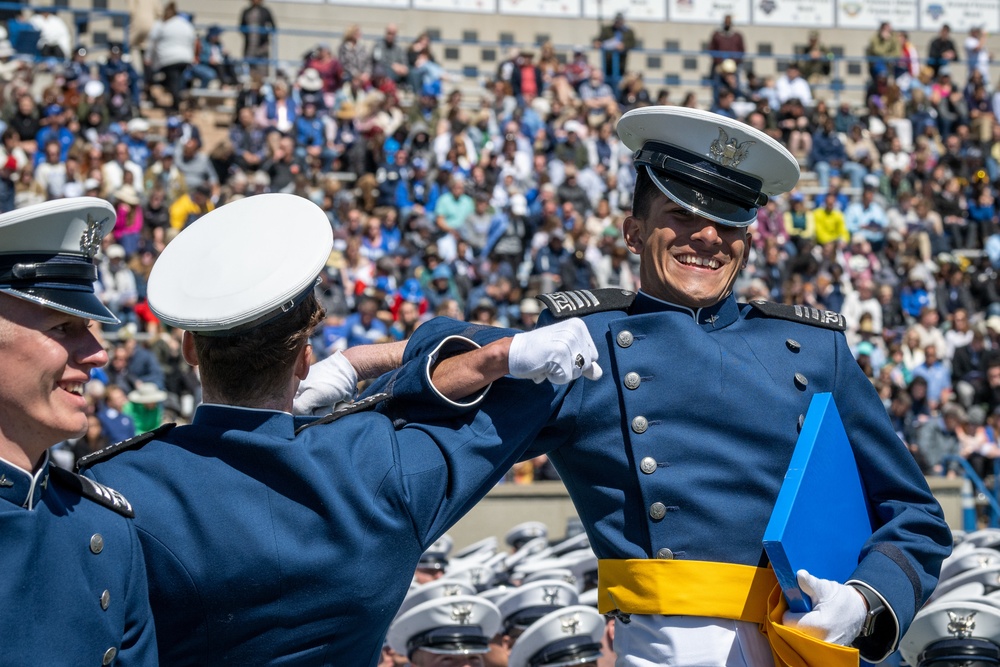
[536,289,636,319]
[76,422,177,471]
[48,466,135,518]
[746,299,846,332]
[295,391,391,435]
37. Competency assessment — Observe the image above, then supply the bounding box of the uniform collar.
[193,403,297,440]
[0,451,51,510]
[630,291,740,330]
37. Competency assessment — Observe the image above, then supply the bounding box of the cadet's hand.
[508,318,602,385]
[781,570,867,645]
[292,351,358,415]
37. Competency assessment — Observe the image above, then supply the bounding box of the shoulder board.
[76,423,177,471]
[49,467,135,518]
[536,289,636,319]
[748,300,846,331]
[295,392,391,435]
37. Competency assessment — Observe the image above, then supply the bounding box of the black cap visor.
[1,285,119,324]
[0,253,118,324]
[634,141,767,227]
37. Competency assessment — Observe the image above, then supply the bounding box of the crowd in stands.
[6,3,1000,484]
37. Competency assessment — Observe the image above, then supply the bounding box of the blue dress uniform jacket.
[0,454,157,666]
[399,292,952,659]
[80,347,563,667]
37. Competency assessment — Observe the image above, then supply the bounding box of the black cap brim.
[644,165,757,227]
[2,286,119,324]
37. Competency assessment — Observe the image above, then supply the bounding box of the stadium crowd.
[5,4,1000,485]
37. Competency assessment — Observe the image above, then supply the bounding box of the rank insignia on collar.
[79,213,106,259]
[0,474,12,487]
[709,128,755,168]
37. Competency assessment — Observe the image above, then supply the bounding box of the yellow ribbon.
[598,559,859,667]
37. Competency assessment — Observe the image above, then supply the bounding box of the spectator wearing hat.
[113,185,144,256]
[148,3,196,112]
[193,25,236,89]
[101,43,141,106]
[124,383,168,434]
[99,246,139,328]
[0,39,20,84]
[124,116,151,168]
[425,263,463,314]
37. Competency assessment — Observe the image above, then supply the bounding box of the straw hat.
[296,68,324,93]
[127,383,168,405]
[115,185,140,206]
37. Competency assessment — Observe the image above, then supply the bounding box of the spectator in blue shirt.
[294,101,334,170]
[809,116,850,190]
[846,187,890,251]
[33,106,74,167]
[912,343,953,408]
[344,296,389,347]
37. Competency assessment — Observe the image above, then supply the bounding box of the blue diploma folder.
[762,393,873,612]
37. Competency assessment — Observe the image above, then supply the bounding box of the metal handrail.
[942,455,1000,529]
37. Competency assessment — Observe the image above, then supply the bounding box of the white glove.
[292,351,359,415]
[781,570,867,645]
[508,318,602,385]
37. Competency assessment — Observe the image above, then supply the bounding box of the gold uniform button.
[640,457,657,474]
[656,548,674,559]
[624,372,641,390]
[90,534,104,555]
[617,330,634,348]
[649,502,667,520]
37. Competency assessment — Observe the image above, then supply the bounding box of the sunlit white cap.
[387,595,500,658]
[148,194,333,334]
[507,605,605,667]
[617,106,799,227]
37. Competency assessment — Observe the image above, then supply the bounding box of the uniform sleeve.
[115,519,159,666]
[393,373,566,547]
[362,316,523,423]
[833,331,952,661]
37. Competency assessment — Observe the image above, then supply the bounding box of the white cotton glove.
[507,318,602,385]
[292,351,359,415]
[781,570,868,646]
